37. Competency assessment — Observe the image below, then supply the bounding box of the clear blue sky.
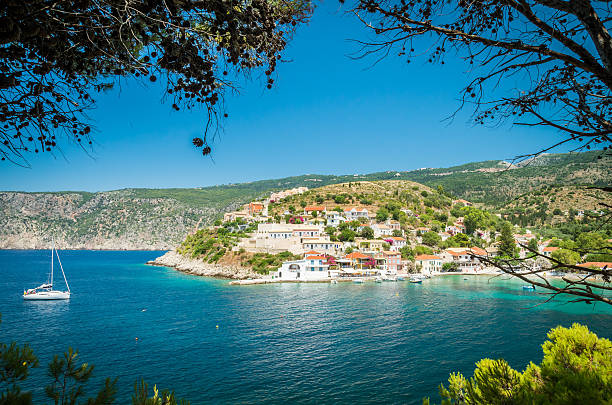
[1,2,568,192]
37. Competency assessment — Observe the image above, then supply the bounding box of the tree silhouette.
[0,0,311,165]
[349,0,612,161]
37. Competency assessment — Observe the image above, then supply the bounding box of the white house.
[372,224,393,238]
[325,211,347,227]
[302,238,343,255]
[415,255,442,275]
[344,207,369,221]
[385,236,406,251]
[271,256,332,280]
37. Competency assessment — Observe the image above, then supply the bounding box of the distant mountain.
[0,150,609,249]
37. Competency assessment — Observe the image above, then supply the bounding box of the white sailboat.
[23,241,71,300]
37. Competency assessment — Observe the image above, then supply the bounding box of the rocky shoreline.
[146,250,263,280]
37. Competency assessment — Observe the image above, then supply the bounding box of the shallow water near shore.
[1,250,610,404]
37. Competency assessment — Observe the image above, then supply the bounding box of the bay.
[1,250,610,404]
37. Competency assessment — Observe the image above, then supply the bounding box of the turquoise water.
[1,250,610,404]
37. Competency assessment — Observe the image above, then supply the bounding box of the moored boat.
[23,240,71,301]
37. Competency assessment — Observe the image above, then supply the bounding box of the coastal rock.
[147,250,263,280]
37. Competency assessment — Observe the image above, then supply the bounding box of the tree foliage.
[351,0,612,160]
[425,323,612,405]
[0,0,311,164]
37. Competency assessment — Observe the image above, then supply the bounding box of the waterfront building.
[577,262,612,271]
[440,248,483,272]
[415,255,442,274]
[383,251,402,273]
[271,255,332,280]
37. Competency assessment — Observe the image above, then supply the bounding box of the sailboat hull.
[23,291,70,300]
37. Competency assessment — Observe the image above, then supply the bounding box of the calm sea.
[1,250,610,404]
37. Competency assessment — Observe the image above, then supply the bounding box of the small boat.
[522,285,536,291]
[375,276,383,283]
[409,277,422,284]
[24,240,71,300]
[353,278,364,284]
[396,276,405,281]
[331,279,338,284]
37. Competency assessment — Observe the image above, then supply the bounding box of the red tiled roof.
[303,250,320,255]
[577,262,612,269]
[543,247,559,252]
[416,255,441,261]
[345,252,371,259]
[446,250,467,256]
[306,255,327,260]
[467,247,487,256]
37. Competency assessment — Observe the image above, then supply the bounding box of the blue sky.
[1,2,568,192]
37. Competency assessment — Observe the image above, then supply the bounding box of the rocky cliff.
[0,190,220,249]
[147,250,262,279]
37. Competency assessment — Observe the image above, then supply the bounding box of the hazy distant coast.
[147,250,263,280]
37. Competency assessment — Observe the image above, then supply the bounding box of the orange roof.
[467,247,487,256]
[345,252,371,259]
[577,262,612,269]
[306,255,327,260]
[389,236,405,241]
[446,250,467,256]
[304,205,326,211]
[303,250,321,255]
[543,247,559,252]
[249,202,264,208]
[416,254,441,261]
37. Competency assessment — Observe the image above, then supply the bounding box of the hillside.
[0,190,219,250]
[500,185,611,227]
[0,151,609,249]
[397,151,611,204]
[267,180,441,220]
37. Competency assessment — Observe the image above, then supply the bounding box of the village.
[210,183,610,284]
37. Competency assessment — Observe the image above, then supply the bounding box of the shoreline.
[146,250,264,280]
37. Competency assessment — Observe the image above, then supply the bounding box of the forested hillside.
[0,151,609,249]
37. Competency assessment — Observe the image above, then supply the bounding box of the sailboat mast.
[50,238,54,287]
[55,248,70,293]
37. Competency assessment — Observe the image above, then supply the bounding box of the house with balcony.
[372,223,393,238]
[383,251,402,273]
[271,255,332,280]
[385,236,406,251]
[344,207,369,221]
[415,255,442,274]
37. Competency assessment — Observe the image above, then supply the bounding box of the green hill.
[0,150,609,249]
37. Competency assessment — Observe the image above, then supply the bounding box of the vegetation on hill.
[0,151,608,249]
[501,185,610,227]
[178,221,300,274]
